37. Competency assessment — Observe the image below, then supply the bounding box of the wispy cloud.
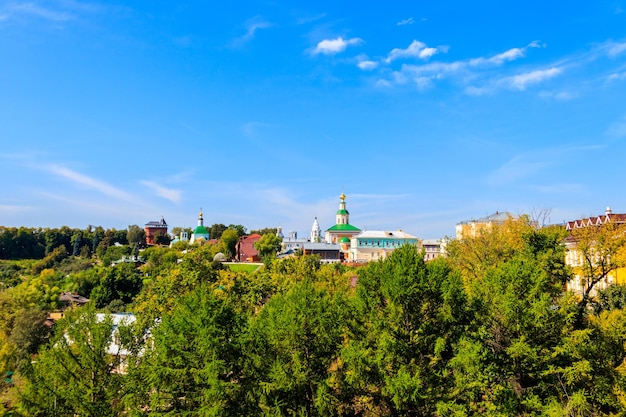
[312,36,363,55]
[502,67,562,90]
[396,17,414,26]
[607,115,626,138]
[232,15,271,47]
[295,12,326,25]
[487,153,556,187]
[607,71,626,81]
[242,121,272,137]
[140,180,182,204]
[469,41,541,66]
[487,145,602,187]
[356,54,378,70]
[46,165,137,202]
[606,41,626,57]
[538,90,575,100]
[385,39,442,63]
[378,40,562,94]
[0,0,105,25]
[0,204,35,213]
[6,2,73,21]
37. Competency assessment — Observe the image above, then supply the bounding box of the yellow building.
[455,211,515,240]
[564,207,626,297]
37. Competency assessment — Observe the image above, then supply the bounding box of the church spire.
[311,217,322,242]
[197,208,204,227]
[336,193,349,225]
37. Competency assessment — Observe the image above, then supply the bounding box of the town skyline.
[1,1,626,238]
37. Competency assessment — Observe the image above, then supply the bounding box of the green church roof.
[193,225,209,235]
[327,224,361,232]
[336,209,349,215]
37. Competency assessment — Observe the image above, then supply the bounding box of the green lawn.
[226,263,262,273]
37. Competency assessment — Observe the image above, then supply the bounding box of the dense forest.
[2,217,626,416]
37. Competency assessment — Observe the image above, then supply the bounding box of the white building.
[349,229,419,262]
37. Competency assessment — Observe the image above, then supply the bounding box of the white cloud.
[232,16,271,46]
[470,41,541,66]
[376,41,554,92]
[504,67,562,90]
[607,116,626,138]
[608,71,626,81]
[538,90,575,100]
[242,121,271,137]
[358,59,378,70]
[0,204,34,213]
[385,40,441,63]
[5,2,73,21]
[140,180,182,204]
[46,165,137,202]
[313,36,363,55]
[607,42,626,57]
[487,154,554,186]
[397,17,414,26]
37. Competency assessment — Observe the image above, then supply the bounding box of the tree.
[341,245,469,415]
[127,284,251,415]
[126,225,146,250]
[221,229,239,259]
[246,279,347,416]
[250,227,277,236]
[209,223,227,240]
[227,224,247,237]
[442,221,574,415]
[254,233,282,261]
[89,263,143,308]
[568,221,626,327]
[19,308,130,416]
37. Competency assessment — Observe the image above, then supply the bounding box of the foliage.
[5,215,626,415]
[126,284,251,415]
[592,283,626,314]
[90,263,143,308]
[221,229,240,259]
[254,233,282,261]
[126,225,146,250]
[341,246,468,415]
[250,227,278,236]
[246,279,348,416]
[569,221,626,327]
[19,307,131,416]
[31,245,69,275]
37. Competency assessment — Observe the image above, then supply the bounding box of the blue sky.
[1,1,626,239]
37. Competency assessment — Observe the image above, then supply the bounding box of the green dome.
[339,237,351,243]
[193,225,209,235]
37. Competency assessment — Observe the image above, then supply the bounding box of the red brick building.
[144,217,168,245]
[235,234,262,262]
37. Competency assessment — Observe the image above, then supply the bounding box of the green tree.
[209,223,227,240]
[90,263,143,308]
[341,245,468,416]
[441,223,573,416]
[19,308,130,416]
[254,233,282,261]
[126,225,146,250]
[227,224,247,237]
[246,279,347,416]
[250,227,278,236]
[221,229,239,259]
[127,284,251,415]
[568,221,626,327]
